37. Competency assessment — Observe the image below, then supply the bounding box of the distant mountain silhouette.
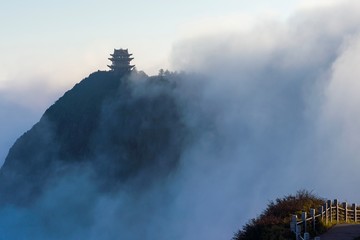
[0,71,188,205]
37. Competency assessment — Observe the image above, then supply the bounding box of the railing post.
[290,215,297,233]
[296,225,302,240]
[343,202,348,222]
[319,206,324,222]
[302,211,307,233]
[334,199,339,223]
[324,202,328,224]
[304,232,310,240]
[328,200,332,223]
[353,203,357,222]
[310,208,316,232]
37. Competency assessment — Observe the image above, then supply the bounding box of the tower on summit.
[107,48,134,74]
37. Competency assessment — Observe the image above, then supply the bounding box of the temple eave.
[108,65,134,69]
[108,57,134,61]
[110,53,132,57]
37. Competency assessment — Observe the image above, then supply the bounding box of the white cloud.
[320,34,360,165]
[298,0,350,9]
[167,1,360,237]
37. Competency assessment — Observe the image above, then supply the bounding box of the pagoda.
[107,48,135,74]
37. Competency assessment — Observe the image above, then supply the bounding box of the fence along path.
[290,199,360,240]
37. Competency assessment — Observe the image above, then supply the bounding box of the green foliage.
[233,190,325,240]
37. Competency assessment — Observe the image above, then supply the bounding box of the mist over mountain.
[0,70,189,206]
[2,2,360,240]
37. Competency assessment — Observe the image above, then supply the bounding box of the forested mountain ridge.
[0,70,188,205]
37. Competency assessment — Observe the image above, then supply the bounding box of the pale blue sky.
[0,0,303,79]
[0,0,341,77]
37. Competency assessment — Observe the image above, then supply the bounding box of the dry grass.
[233,190,326,240]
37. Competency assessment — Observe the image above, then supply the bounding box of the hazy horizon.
[0,0,346,165]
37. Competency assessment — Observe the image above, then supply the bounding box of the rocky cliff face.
[0,71,188,205]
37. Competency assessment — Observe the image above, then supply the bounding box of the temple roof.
[113,48,129,54]
[108,48,135,73]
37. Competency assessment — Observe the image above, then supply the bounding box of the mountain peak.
[0,70,187,205]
